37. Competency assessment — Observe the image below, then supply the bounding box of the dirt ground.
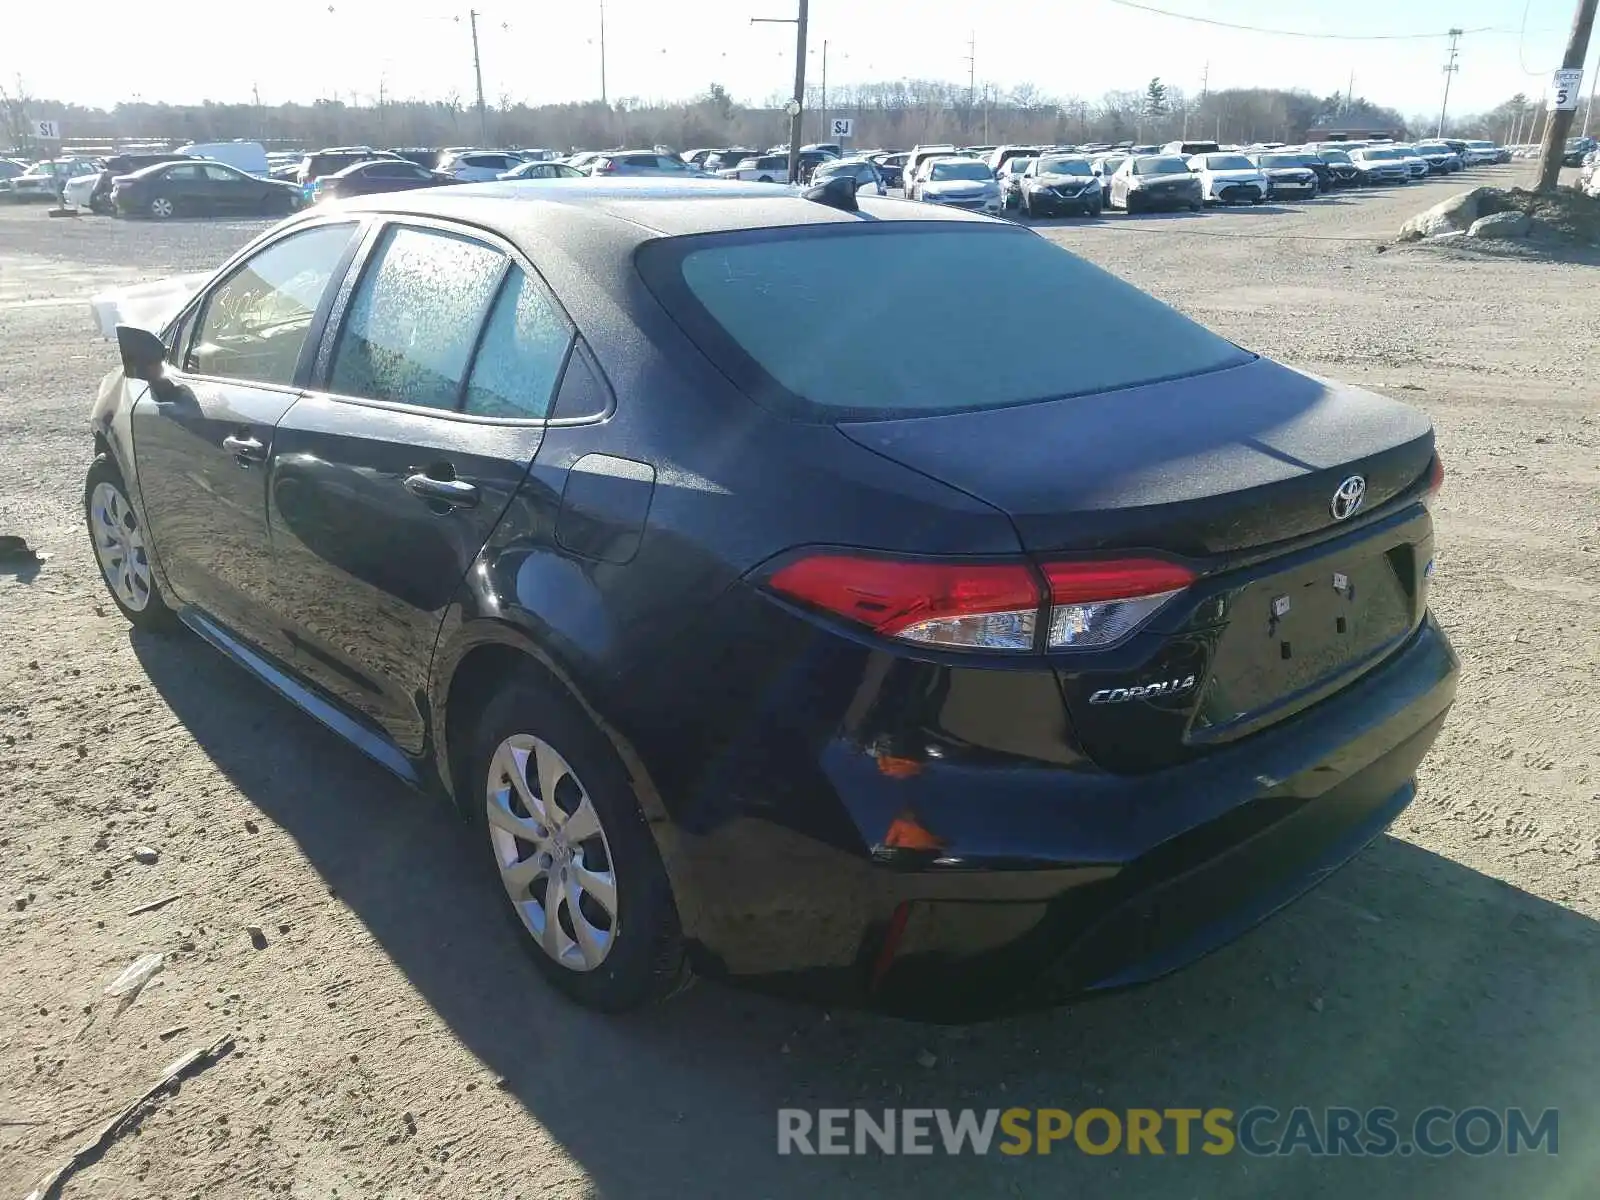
[1,167,1598,1199]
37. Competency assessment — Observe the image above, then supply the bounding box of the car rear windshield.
[1203,154,1254,170]
[636,225,1253,421]
[1258,154,1304,167]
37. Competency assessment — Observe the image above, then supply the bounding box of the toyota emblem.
[1330,475,1366,521]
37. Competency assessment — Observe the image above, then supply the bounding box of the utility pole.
[1346,70,1355,113]
[1437,28,1462,137]
[751,0,808,184]
[1536,0,1598,190]
[820,39,828,145]
[963,32,976,139]
[468,9,488,146]
[599,0,608,106]
[1585,45,1598,134]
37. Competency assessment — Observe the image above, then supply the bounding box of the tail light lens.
[1043,559,1195,649]
[1426,452,1444,499]
[594,160,617,174]
[765,553,1194,653]
[766,555,1040,651]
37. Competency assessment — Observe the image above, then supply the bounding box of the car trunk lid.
[837,357,1437,771]
[835,357,1433,557]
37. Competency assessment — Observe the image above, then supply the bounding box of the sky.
[2,0,1594,120]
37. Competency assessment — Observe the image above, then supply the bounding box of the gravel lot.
[2,168,1598,1199]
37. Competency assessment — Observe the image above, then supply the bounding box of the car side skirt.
[179,606,426,788]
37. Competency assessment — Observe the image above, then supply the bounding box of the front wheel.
[757,175,773,183]
[467,674,690,1013]
[85,456,177,631]
[1189,201,1202,212]
[148,196,175,219]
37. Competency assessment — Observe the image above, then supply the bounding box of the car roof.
[333,178,994,240]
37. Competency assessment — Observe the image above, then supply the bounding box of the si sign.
[830,117,854,139]
[33,119,61,140]
[1548,68,1583,112]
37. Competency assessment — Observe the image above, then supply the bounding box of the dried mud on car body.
[2,174,1599,1199]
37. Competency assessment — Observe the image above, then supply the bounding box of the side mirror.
[116,325,168,382]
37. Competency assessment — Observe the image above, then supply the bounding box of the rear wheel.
[148,196,175,220]
[466,674,690,1013]
[84,455,177,631]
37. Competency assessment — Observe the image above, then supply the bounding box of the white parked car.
[716,153,792,183]
[176,141,269,176]
[438,150,527,182]
[1461,140,1501,165]
[908,156,1002,214]
[1,157,99,202]
[1186,152,1268,205]
[1386,145,1431,179]
[61,171,101,208]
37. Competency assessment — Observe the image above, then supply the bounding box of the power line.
[1101,0,1501,41]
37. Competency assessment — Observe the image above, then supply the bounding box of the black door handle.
[222,433,266,463]
[404,473,480,509]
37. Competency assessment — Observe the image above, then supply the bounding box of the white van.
[175,141,269,176]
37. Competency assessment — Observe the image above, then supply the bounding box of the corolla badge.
[1330,475,1367,521]
[1089,675,1197,705]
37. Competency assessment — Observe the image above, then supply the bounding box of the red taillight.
[765,552,1195,653]
[766,555,1040,651]
[1427,453,1444,497]
[1041,558,1197,604]
[594,161,616,174]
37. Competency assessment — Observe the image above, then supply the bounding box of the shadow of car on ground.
[131,628,1600,1199]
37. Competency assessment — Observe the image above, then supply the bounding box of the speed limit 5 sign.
[1548,68,1583,112]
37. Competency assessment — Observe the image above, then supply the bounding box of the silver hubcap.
[487,734,618,972]
[90,481,152,612]
[151,198,172,218]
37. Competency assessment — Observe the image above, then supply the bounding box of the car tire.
[1307,182,1319,198]
[758,175,773,183]
[1189,201,1202,212]
[84,455,178,632]
[148,196,175,220]
[466,672,691,1013]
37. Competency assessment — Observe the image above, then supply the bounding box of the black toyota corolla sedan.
[86,179,1456,1020]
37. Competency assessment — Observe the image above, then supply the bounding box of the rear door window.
[328,226,507,410]
[638,225,1253,421]
[463,268,574,419]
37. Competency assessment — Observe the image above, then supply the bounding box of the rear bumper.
[670,613,1457,1018]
